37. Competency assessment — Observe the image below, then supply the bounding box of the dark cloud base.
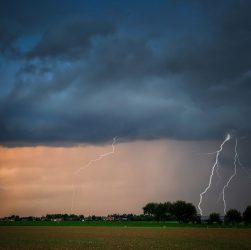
[0,0,251,146]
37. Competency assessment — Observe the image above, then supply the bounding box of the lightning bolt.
[217,137,251,214]
[215,162,222,187]
[198,133,231,215]
[221,138,238,214]
[70,137,117,213]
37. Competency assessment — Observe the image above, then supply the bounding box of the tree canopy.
[209,212,221,224]
[143,200,197,223]
[243,205,251,224]
[224,209,242,224]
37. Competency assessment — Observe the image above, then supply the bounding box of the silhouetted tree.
[209,212,221,224]
[9,215,20,221]
[224,209,242,224]
[163,202,173,218]
[155,203,169,221]
[63,214,69,221]
[172,200,197,223]
[143,202,158,217]
[243,205,251,224]
[193,214,202,224]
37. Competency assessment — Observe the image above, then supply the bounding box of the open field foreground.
[0,227,251,250]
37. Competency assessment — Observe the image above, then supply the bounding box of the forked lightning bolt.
[198,134,231,215]
[70,137,117,213]
[222,138,238,215]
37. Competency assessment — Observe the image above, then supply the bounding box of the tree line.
[143,201,251,224]
[1,201,251,224]
[143,200,199,223]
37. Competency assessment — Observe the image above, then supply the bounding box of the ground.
[0,226,251,250]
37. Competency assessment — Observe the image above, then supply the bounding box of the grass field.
[0,220,250,228]
[0,226,251,250]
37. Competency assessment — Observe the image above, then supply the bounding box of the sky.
[0,0,251,216]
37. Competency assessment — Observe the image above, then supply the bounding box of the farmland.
[0,226,251,250]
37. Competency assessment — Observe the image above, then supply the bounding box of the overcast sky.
[0,0,251,216]
[1,0,251,145]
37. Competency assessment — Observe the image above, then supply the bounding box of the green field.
[0,226,251,250]
[0,220,250,228]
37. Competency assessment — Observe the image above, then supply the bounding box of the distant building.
[107,215,114,221]
[52,218,63,222]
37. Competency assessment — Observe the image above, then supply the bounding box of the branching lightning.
[70,137,117,213]
[198,133,231,215]
[215,162,221,187]
[221,138,238,215]
[198,133,251,216]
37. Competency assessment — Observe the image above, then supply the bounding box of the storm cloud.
[0,0,251,146]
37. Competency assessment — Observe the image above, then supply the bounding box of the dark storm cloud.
[27,20,116,59]
[0,29,20,58]
[0,0,251,146]
[0,0,66,57]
